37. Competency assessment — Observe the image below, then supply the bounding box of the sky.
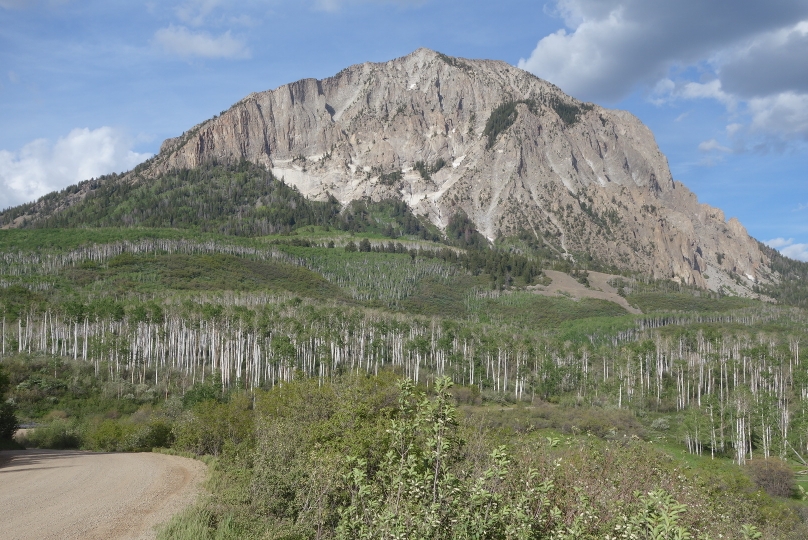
[1,0,807,261]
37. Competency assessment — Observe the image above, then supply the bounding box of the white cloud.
[518,0,808,101]
[0,127,151,209]
[0,0,70,9]
[765,237,808,261]
[726,123,744,136]
[766,237,794,249]
[781,243,808,262]
[314,0,427,11]
[748,91,808,138]
[154,25,250,59]
[698,139,731,153]
[680,80,734,107]
[0,0,28,8]
[517,0,808,145]
[719,21,808,98]
[176,0,226,27]
[518,5,645,102]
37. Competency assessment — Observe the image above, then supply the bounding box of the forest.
[2,162,808,538]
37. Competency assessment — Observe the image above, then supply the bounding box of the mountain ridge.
[1,48,770,294]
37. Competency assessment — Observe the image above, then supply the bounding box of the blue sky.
[1,0,807,260]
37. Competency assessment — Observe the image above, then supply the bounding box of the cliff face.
[19,49,772,290]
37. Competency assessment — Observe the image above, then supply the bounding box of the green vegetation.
[10,369,802,538]
[413,158,446,182]
[378,169,403,186]
[547,95,593,126]
[0,161,444,241]
[0,160,339,235]
[759,242,808,308]
[483,95,593,148]
[483,101,523,148]
[3,159,808,537]
[0,363,19,447]
[436,52,471,71]
[627,292,757,313]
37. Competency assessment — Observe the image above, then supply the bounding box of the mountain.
[1,48,769,292]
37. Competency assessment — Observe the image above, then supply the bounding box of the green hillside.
[2,162,808,538]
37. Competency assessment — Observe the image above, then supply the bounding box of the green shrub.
[23,419,82,449]
[131,419,173,449]
[0,401,18,440]
[745,458,795,498]
[0,365,18,440]
[183,381,223,409]
[88,419,126,451]
[173,394,253,456]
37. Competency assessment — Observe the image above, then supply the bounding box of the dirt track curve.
[0,449,206,540]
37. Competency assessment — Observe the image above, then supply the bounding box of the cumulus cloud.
[0,127,151,209]
[176,0,227,27]
[765,238,808,262]
[748,91,808,138]
[719,21,808,98]
[766,237,795,248]
[314,0,427,11]
[782,243,808,261]
[519,0,807,101]
[518,0,808,142]
[698,139,731,153]
[154,25,250,59]
[680,80,734,106]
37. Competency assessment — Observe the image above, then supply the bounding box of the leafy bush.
[87,419,128,451]
[0,365,18,440]
[0,401,19,440]
[125,419,173,450]
[182,381,223,409]
[173,393,253,456]
[336,378,719,539]
[248,375,398,534]
[23,419,82,449]
[745,458,795,498]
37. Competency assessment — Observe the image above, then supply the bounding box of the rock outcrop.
[13,49,772,291]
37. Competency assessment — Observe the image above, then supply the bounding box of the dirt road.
[0,449,206,540]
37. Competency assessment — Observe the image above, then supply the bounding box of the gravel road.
[0,449,206,540]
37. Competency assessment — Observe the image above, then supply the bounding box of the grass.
[468,290,629,327]
[626,292,757,313]
[399,275,482,317]
[461,400,646,439]
[555,314,638,343]
[99,253,347,300]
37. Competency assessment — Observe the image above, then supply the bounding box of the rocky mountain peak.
[8,49,771,293]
